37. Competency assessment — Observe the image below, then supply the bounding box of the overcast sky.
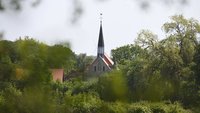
[0,0,200,56]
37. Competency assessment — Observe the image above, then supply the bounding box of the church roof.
[90,53,114,69]
[100,57,112,70]
[103,53,114,66]
[90,56,112,69]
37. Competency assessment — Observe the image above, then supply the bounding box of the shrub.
[63,93,102,113]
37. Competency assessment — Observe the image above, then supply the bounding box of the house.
[50,69,64,82]
[16,68,64,82]
[87,16,114,75]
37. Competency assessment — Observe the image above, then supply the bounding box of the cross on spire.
[100,13,103,24]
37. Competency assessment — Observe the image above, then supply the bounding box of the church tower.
[97,17,104,57]
[87,14,114,75]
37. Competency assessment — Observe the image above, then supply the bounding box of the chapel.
[88,14,114,75]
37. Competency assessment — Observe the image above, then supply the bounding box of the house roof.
[15,68,64,82]
[50,69,64,82]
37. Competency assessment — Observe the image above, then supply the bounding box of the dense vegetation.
[0,15,200,113]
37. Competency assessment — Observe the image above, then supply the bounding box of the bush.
[97,71,128,102]
[63,93,102,113]
[103,102,128,113]
[128,105,151,113]
[0,84,22,113]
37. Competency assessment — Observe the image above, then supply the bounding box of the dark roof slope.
[98,23,104,47]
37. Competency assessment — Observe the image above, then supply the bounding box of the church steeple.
[87,13,114,75]
[97,13,104,57]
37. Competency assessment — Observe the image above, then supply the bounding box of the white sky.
[0,0,200,56]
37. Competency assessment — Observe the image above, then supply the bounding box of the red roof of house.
[50,69,64,82]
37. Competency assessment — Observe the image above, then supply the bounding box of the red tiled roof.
[103,53,114,66]
[50,69,64,82]
[89,53,114,69]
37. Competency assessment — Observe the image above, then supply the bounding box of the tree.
[194,44,200,85]
[135,30,158,50]
[47,44,76,73]
[75,54,94,72]
[0,0,191,24]
[15,38,51,87]
[0,32,3,40]
[0,40,17,82]
[97,71,128,102]
[111,44,144,67]
[0,0,41,11]
[112,15,200,103]
[163,15,200,65]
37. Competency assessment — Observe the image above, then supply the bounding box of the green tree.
[97,71,128,102]
[0,84,22,113]
[75,54,94,72]
[15,38,51,87]
[163,15,200,65]
[194,44,200,85]
[47,44,76,73]
[0,40,17,83]
[111,44,144,67]
[162,15,200,102]
[0,0,40,11]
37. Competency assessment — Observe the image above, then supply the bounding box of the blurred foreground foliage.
[0,77,190,113]
[0,0,189,24]
[0,15,200,112]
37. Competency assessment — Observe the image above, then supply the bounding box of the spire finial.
[100,13,103,24]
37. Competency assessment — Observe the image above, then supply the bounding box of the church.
[87,16,114,75]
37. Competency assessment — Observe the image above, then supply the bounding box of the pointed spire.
[98,13,104,47]
[97,13,104,57]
